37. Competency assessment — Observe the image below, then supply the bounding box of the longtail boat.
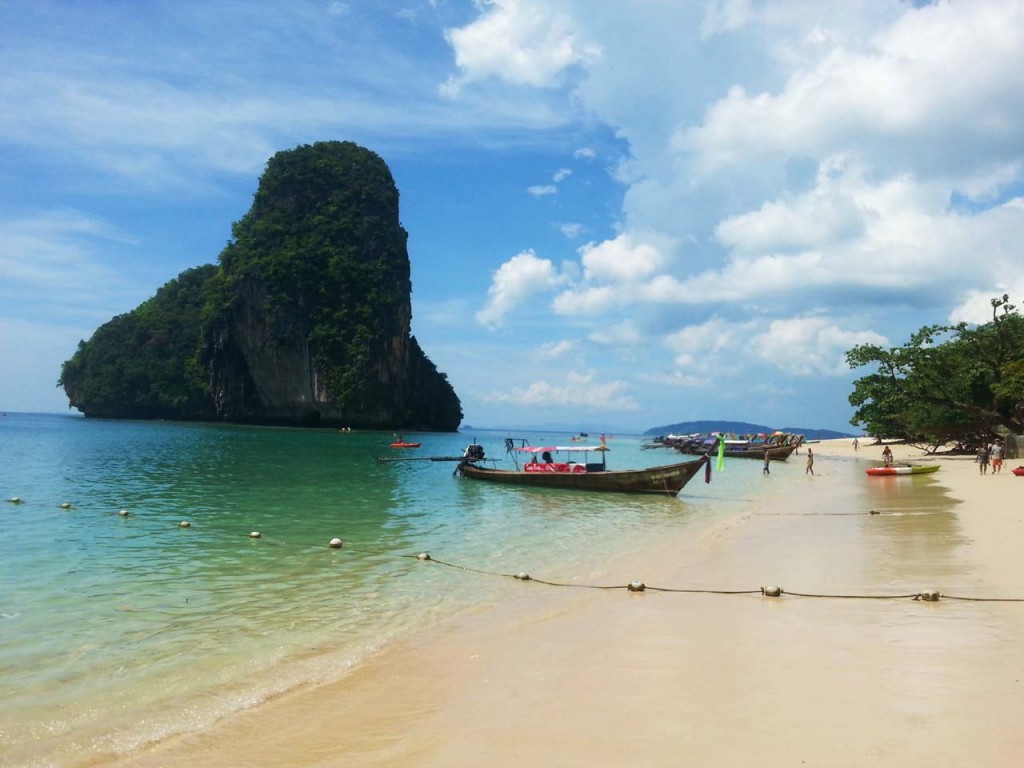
[456,438,710,496]
[669,432,803,461]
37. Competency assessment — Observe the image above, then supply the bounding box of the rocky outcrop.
[61,141,462,431]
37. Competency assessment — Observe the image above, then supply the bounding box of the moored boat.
[390,441,421,448]
[865,464,939,476]
[456,439,710,496]
[669,432,803,461]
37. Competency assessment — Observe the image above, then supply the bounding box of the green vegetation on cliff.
[60,141,462,430]
[59,265,217,419]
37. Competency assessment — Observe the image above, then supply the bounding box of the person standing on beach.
[763,449,771,475]
[881,445,893,467]
[853,437,859,451]
[977,444,990,475]
[805,448,814,475]
[990,439,1004,474]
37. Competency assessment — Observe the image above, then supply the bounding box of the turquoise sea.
[1,413,861,766]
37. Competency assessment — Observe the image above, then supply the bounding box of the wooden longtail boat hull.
[865,465,939,476]
[677,444,799,461]
[457,456,708,496]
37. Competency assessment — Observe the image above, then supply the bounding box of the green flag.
[716,433,726,472]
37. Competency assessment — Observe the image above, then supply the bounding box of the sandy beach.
[111,439,1024,768]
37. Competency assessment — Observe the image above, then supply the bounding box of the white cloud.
[442,0,600,94]
[0,211,142,320]
[949,286,1024,326]
[553,167,572,182]
[588,319,641,348]
[476,249,566,328]
[665,317,754,372]
[683,0,1024,179]
[550,232,676,314]
[664,314,886,380]
[751,316,887,376]
[527,185,557,197]
[558,222,586,239]
[483,370,638,411]
[573,147,596,160]
[536,339,574,360]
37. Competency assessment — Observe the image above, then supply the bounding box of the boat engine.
[463,444,485,462]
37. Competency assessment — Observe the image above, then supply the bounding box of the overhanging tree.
[846,295,1024,445]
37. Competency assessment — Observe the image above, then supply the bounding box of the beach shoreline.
[108,438,1024,768]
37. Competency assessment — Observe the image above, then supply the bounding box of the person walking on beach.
[881,445,893,467]
[805,448,814,475]
[853,437,859,452]
[977,444,990,475]
[762,449,771,475]
[990,439,1004,474]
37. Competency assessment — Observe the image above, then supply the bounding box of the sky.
[2,0,1024,434]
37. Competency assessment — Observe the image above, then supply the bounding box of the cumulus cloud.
[751,316,888,376]
[551,232,676,314]
[442,0,600,94]
[476,249,566,328]
[665,315,887,379]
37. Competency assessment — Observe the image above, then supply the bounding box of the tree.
[846,295,1024,446]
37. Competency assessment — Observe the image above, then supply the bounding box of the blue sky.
[3,0,1024,434]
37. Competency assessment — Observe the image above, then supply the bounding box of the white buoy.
[514,572,531,581]
[179,521,191,528]
[416,552,431,561]
[249,531,262,539]
[627,581,646,592]
[919,590,940,602]
[762,585,782,597]
[58,502,72,509]
[8,497,24,504]
[329,538,343,549]
[118,509,130,517]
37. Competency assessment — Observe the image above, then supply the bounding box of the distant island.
[59,141,462,431]
[644,420,855,441]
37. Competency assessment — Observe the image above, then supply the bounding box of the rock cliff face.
[60,141,462,431]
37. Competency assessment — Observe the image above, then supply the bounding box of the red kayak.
[390,441,421,449]
[1013,467,1024,476]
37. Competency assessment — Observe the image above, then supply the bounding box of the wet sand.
[113,439,1024,767]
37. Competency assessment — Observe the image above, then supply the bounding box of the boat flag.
[716,433,726,472]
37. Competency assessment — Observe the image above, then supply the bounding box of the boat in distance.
[865,464,940,476]
[456,439,710,496]
[657,431,804,461]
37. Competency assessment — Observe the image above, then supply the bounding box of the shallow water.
[1,414,762,767]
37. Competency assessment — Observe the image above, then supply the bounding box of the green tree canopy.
[59,265,217,419]
[846,295,1024,447]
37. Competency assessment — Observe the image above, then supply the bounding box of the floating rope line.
[938,594,1024,603]
[394,551,1024,603]
[17,498,1022,603]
